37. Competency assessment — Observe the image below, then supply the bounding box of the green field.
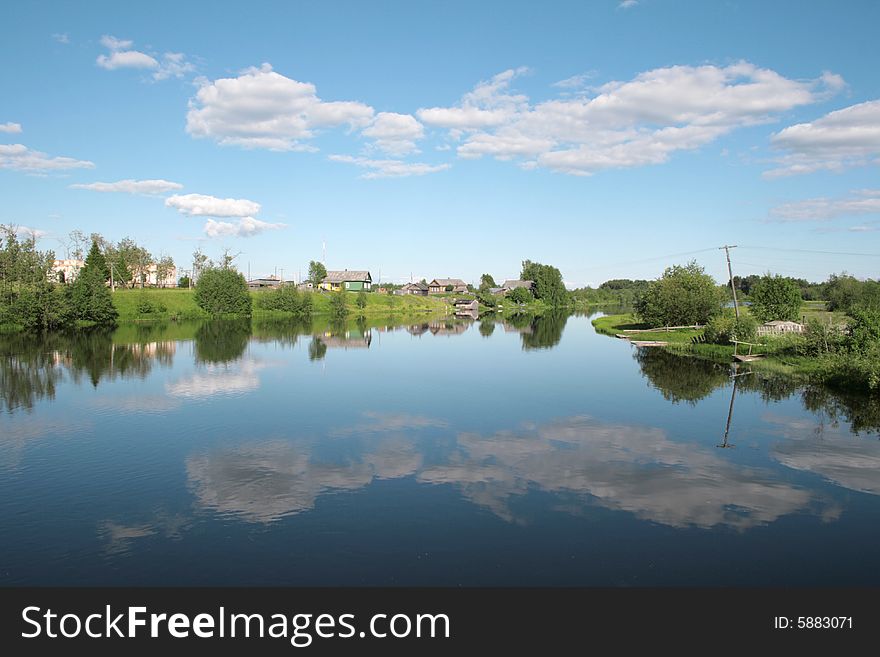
[111,287,451,322]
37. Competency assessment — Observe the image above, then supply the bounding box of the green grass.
[590,313,702,343]
[110,287,451,322]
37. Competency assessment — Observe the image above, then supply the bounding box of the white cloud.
[16,225,49,240]
[417,67,529,129]
[419,62,842,175]
[361,112,424,156]
[0,143,94,172]
[96,34,194,80]
[765,99,880,178]
[0,122,22,134]
[186,63,375,151]
[552,73,595,89]
[328,154,450,179]
[770,189,880,221]
[52,33,70,44]
[619,0,639,8]
[165,193,261,217]
[152,52,196,81]
[203,217,286,238]
[97,50,159,70]
[70,179,183,195]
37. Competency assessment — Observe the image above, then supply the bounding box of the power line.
[740,245,880,258]
[578,247,719,271]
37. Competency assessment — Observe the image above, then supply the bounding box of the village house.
[501,279,534,293]
[247,276,283,290]
[144,263,178,288]
[319,270,373,292]
[756,320,805,336]
[395,281,429,296]
[52,258,85,284]
[428,278,468,294]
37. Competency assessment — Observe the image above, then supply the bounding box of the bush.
[255,286,312,317]
[356,290,368,310]
[329,289,348,320]
[636,261,724,327]
[798,318,847,357]
[508,287,533,304]
[69,268,118,326]
[194,268,252,316]
[703,310,757,345]
[750,274,802,322]
[8,283,74,331]
[136,297,167,315]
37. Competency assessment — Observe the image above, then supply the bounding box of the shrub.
[356,290,368,310]
[703,310,757,345]
[69,268,118,326]
[750,274,802,322]
[635,261,724,327]
[329,289,348,320]
[194,268,252,316]
[255,286,312,317]
[508,287,533,304]
[136,297,167,315]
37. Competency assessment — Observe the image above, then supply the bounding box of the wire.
[578,247,719,271]
[739,245,880,258]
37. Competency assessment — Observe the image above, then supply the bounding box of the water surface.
[2,312,879,586]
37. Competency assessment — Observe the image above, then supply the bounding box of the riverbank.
[111,288,451,322]
[592,313,824,383]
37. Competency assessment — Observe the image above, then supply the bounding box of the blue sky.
[1,0,878,286]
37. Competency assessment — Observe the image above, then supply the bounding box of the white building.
[52,259,85,284]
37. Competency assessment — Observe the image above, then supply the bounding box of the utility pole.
[110,262,115,292]
[280,268,284,285]
[720,244,739,319]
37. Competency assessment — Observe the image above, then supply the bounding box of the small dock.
[733,353,764,362]
[631,340,669,347]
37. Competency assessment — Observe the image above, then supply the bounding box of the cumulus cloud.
[765,99,880,177]
[0,122,22,134]
[770,189,880,221]
[164,191,284,238]
[0,143,94,172]
[96,34,194,80]
[203,217,286,239]
[70,178,183,195]
[361,112,424,156]
[16,225,49,240]
[165,193,261,217]
[417,67,530,129]
[186,63,375,151]
[419,62,842,175]
[328,154,450,179]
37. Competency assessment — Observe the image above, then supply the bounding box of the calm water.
[1,312,879,586]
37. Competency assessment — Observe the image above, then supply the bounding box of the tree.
[329,288,348,320]
[155,254,175,288]
[192,247,211,284]
[69,266,118,325]
[68,230,87,260]
[445,284,454,292]
[309,261,327,287]
[82,240,109,282]
[178,275,192,289]
[356,290,368,310]
[194,267,252,316]
[508,286,532,304]
[219,248,241,270]
[479,273,496,292]
[749,274,802,322]
[520,260,567,306]
[635,261,724,327]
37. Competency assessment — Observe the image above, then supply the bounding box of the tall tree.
[309,260,327,286]
[82,240,110,282]
[520,260,567,306]
[479,273,497,292]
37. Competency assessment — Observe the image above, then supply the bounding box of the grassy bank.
[111,287,451,322]
[592,313,822,382]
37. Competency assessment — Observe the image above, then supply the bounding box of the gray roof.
[430,278,467,287]
[323,270,372,283]
[402,281,429,290]
[502,279,534,289]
